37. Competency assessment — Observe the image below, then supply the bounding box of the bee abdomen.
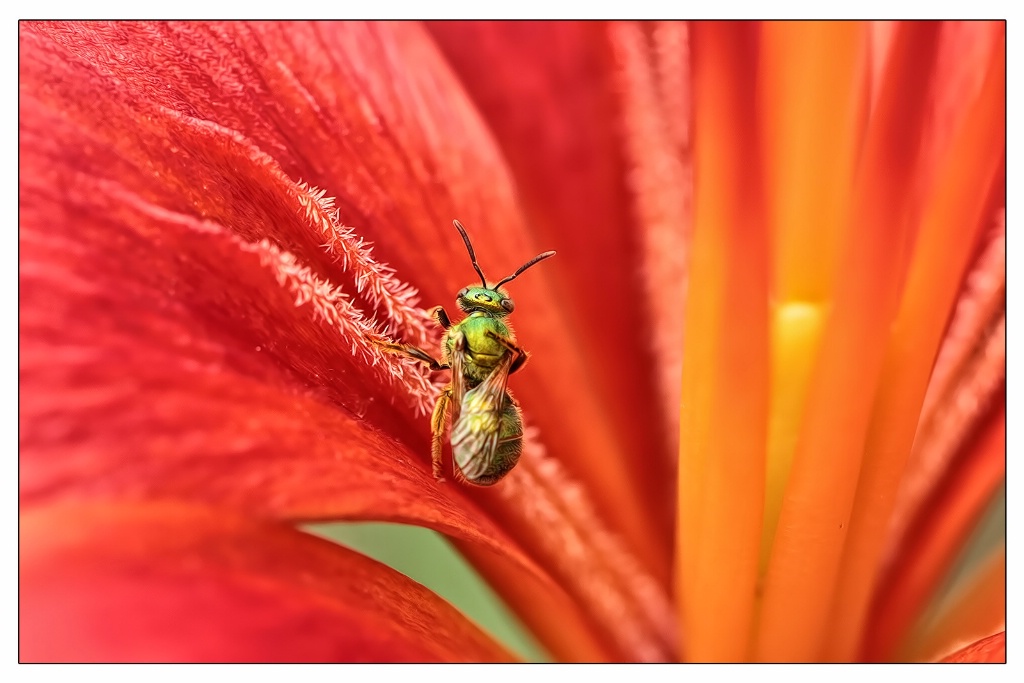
[451,390,522,486]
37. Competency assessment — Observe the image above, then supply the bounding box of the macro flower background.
[18,20,1005,663]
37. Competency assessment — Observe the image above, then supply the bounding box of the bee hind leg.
[429,385,453,481]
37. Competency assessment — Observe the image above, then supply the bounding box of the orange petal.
[756,18,867,580]
[936,631,1005,664]
[759,21,867,304]
[755,22,942,661]
[20,500,515,662]
[676,21,768,662]
[825,24,1005,660]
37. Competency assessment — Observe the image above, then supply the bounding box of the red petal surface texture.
[20,501,516,662]
[19,20,616,662]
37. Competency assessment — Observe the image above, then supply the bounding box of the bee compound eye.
[500,298,515,312]
[457,288,469,299]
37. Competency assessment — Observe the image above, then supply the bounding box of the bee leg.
[374,340,450,372]
[485,331,530,374]
[509,350,530,374]
[449,464,469,485]
[429,385,453,481]
[429,306,452,329]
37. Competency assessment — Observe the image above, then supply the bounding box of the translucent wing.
[448,329,467,428]
[450,350,516,483]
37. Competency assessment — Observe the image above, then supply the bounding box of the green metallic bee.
[378,220,555,486]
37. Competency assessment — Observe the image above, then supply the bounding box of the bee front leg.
[430,384,453,481]
[429,306,453,329]
[374,340,450,372]
[485,330,530,374]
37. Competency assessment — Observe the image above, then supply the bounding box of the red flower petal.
[937,631,1005,664]
[863,405,1005,661]
[20,159,476,535]
[899,545,1004,662]
[20,501,515,662]
[18,174,617,660]
[19,21,630,661]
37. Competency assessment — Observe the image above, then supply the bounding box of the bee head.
[456,286,515,317]
[450,219,554,319]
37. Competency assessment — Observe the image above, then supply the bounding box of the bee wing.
[448,329,467,427]
[450,349,515,481]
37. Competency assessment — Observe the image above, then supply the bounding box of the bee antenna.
[494,250,557,289]
[452,219,488,288]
